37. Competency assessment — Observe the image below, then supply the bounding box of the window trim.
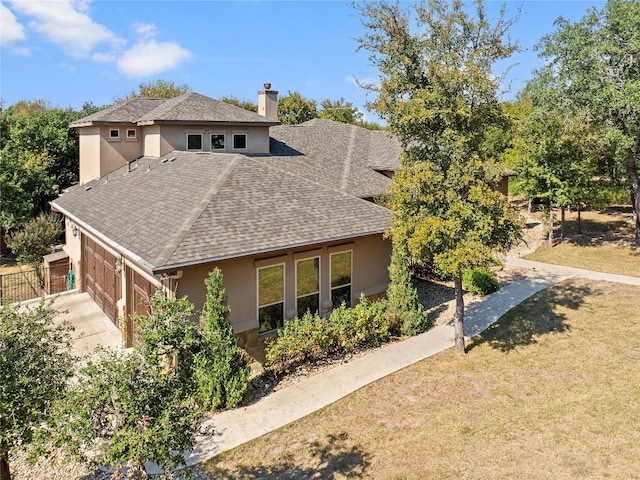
[108,128,120,141]
[257,262,286,335]
[330,250,352,308]
[232,132,248,151]
[295,256,320,317]
[126,129,137,139]
[186,133,203,151]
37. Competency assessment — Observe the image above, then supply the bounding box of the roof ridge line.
[153,155,241,267]
[339,125,358,193]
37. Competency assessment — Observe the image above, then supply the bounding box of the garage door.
[83,236,121,326]
[125,268,154,347]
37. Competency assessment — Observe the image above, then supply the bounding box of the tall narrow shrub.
[386,244,429,336]
[195,268,250,410]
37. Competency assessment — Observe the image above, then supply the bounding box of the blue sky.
[1,0,605,121]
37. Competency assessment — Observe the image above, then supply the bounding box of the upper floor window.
[257,263,285,334]
[211,134,225,150]
[232,133,247,150]
[330,251,352,308]
[109,129,120,140]
[187,134,203,151]
[126,129,137,139]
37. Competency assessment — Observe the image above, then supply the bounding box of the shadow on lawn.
[204,432,370,479]
[468,281,594,353]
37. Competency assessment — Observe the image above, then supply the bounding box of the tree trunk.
[625,127,640,245]
[453,274,466,355]
[578,204,582,234]
[548,201,554,248]
[0,452,10,480]
[560,206,565,240]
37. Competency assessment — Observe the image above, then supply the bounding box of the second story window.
[126,129,137,139]
[187,134,203,151]
[109,129,120,140]
[211,134,225,150]
[232,133,247,150]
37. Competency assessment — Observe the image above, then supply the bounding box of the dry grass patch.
[525,209,639,276]
[202,278,640,479]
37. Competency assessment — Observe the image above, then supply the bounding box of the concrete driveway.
[24,290,123,356]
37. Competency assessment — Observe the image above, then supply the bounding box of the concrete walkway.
[185,258,640,467]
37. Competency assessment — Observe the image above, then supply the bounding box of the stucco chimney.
[258,83,278,120]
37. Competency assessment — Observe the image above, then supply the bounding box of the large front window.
[296,257,320,317]
[258,264,284,334]
[330,251,352,307]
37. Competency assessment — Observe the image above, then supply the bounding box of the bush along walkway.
[175,263,592,471]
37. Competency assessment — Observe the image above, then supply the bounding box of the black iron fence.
[0,264,76,305]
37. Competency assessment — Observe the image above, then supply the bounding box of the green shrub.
[264,295,392,376]
[462,268,499,295]
[195,268,250,410]
[386,245,430,336]
[264,311,334,376]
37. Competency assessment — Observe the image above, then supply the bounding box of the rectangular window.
[126,129,137,139]
[330,251,352,308]
[109,129,120,139]
[211,134,225,150]
[232,133,247,150]
[187,134,203,150]
[257,264,285,334]
[296,257,320,317]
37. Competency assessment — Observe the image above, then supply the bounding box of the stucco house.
[51,86,401,359]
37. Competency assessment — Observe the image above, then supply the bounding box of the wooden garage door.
[125,268,154,347]
[83,236,121,326]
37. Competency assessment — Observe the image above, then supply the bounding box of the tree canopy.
[115,79,192,102]
[356,0,523,354]
[0,300,75,480]
[533,0,640,243]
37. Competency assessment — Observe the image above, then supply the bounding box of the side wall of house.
[157,125,270,155]
[174,233,392,360]
[78,127,101,184]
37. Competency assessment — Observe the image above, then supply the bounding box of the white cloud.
[1,3,26,46]
[117,40,192,77]
[8,0,122,57]
[11,46,31,56]
[132,22,157,42]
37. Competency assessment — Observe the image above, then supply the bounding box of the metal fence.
[0,264,75,305]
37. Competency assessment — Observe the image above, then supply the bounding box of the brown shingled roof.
[52,151,391,273]
[267,118,400,199]
[70,93,279,127]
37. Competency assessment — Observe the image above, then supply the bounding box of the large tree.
[115,79,191,102]
[534,0,640,244]
[318,97,364,124]
[0,101,99,231]
[277,91,317,125]
[356,0,522,354]
[0,301,75,480]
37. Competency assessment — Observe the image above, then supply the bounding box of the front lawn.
[202,278,640,479]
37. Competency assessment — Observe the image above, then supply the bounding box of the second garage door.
[83,236,121,326]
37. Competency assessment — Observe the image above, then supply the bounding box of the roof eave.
[151,228,388,275]
[136,120,281,127]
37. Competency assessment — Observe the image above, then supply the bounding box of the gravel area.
[9,217,547,480]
